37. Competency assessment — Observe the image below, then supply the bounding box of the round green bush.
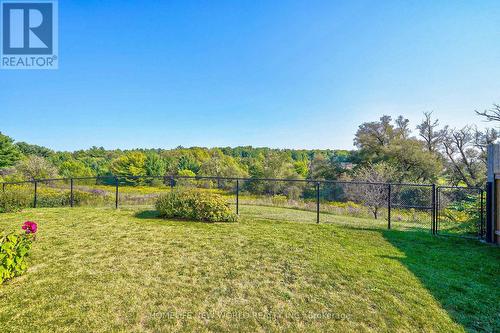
[155,189,237,222]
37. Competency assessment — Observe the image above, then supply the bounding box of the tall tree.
[440,126,484,186]
[15,142,53,158]
[293,158,309,178]
[386,138,442,183]
[246,151,300,194]
[354,115,396,161]
[354,115,443,182]
[199,150,247,179]
[308,154,341,180]
[59,159,95,178]
[0,132,21,168]
[474,127,499,165]
[144,153,166,176]
[416,112,442,152]
[110,151,147,184]
[394,115,411,139]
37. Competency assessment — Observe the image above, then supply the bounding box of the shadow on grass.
[133,210,235,224]
[381,229,500,332]
[134,210,161,219]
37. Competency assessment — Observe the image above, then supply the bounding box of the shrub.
[40,188,112,207]
[1,221,37,284]
[284,186,302,200]
[271,194,288,205]
[0,187,32,213]
[72,189,111,206]
[36,188,68,207]
[0,186,112,211]
[155,189,237,222]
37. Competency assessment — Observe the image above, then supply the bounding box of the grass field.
[13,181,474,236]
[0,205,498,332]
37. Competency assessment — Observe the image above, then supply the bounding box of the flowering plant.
[21,221,38,234]
[0,221,38,284]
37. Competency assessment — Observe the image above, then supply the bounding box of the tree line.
[0,105,498,187]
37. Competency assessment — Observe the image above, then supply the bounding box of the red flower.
[22,221,38,234]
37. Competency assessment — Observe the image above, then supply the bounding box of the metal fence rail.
[0,175,485,240]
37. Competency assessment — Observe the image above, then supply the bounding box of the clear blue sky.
[1,0,499,151]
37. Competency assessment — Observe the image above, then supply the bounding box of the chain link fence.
[0,176,485,239]
[390,184,433,232]
[436,186,485,239]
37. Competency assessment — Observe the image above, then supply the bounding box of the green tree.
[309,154,341,180]
[15,142,53,158]
[48,152,73,167]
[145,153,166,176]
[199,150,247,178]
[354,115,443,183]
[0,133,21,168]
[354,115,396,162]
[110,151,146,184]
[246,151,301,194]
[59,159,95,178]
[386,138,442,183]
[293,159,309,178]
[177,155,200,174]
[178,169,196,177]
[80,156,112,178]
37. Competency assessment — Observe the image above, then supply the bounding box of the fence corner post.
[170,175,175,189]
[316,182,320,224]
[486,182,494,243]
[387,183,391,229]
[115,177,119,209]
[431,184,436,235]
[480,189,484,238]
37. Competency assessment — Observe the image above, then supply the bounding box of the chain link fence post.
[115,177,119,209]
[316,182,320,224]
[387,183,391,229]
[431,184,436,235]
[236,179,239,215]
[480,189,484,238]
[33,180,37,208]
[70,178,74,207]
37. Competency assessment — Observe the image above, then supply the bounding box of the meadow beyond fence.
[0,175,485,240]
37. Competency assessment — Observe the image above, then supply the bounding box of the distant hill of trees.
[1,105,498,187]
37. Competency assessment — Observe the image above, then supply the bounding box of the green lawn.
[0,205,498,332]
